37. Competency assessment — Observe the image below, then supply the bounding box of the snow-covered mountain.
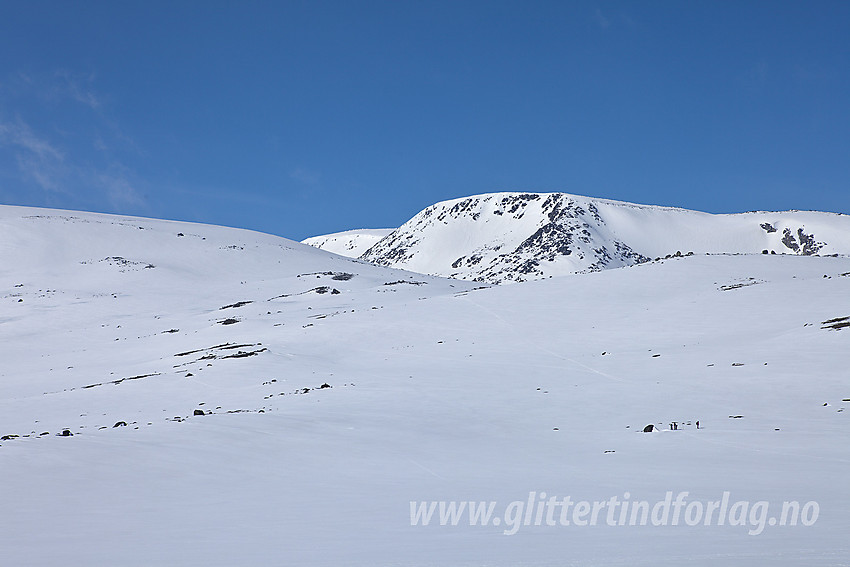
[2,204,850,566]
[310,192,850,283]
[302,227,393,257]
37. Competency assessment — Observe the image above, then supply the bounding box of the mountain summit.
[307,192,850,283]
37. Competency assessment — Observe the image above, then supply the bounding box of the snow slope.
[302,228,393,257]
[354,192,850,283]
[1,204,849,566]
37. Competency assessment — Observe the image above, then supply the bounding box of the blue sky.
[1,1,848,240]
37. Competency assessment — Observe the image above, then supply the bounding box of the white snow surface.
[352,192,850,283]
[302,228,394,257]
[1,204,849,566]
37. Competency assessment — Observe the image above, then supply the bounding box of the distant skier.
[696,420,700,430]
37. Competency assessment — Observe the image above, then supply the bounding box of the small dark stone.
[643,424,655,433]
[59,429,73,437]
[220,301,253,310]
[193,409,206,416]
[319,383,331,389]
[113,421,127,428]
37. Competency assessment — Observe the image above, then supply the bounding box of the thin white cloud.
[96,171,144,209]
[93,134,108,152]
[593,8,637,30]
[0,114,145,210]
[1,117,64,161]
[0,117,66,191]
[290,167,321,185]
[55,70,101,110]
[14,153,63,192]
[594,8,610,29]
[0,70,148,212]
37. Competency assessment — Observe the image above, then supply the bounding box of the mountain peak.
[311,192,850,283]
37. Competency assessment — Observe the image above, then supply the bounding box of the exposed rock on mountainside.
[307,192,850,284]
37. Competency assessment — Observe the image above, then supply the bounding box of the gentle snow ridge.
[302,228,394,257]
